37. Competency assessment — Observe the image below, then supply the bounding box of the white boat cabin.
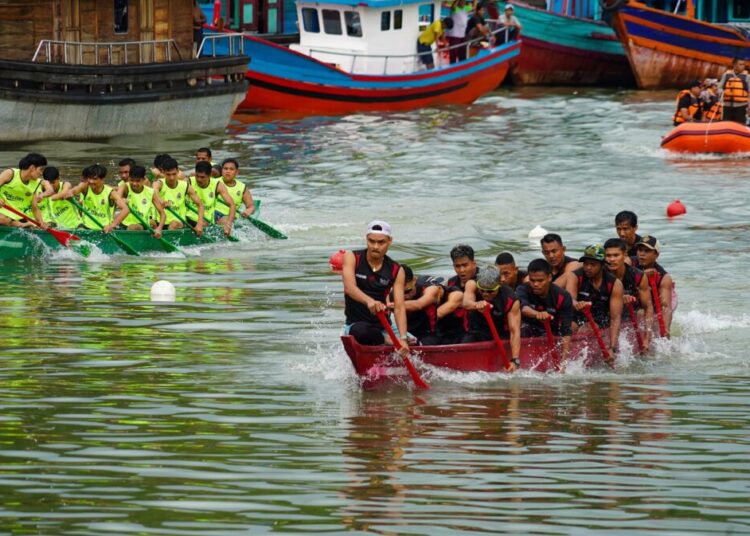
[290,0,443,75]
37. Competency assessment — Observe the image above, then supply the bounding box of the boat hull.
[609,3,750,89]
[661,121,750,154]
[510,3,633,86]
[343,328,641,387]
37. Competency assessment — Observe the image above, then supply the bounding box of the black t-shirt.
[465,14,486,40]
[574,268,617,327]
[437,273,475,337]
[406,277,441,339]
[467,285,518,339]
[517,283,573,337]
[344,249,400,325]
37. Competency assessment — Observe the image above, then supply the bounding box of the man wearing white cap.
[499,3,521,43]
[342,220,409,355]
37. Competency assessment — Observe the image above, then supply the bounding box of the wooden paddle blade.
[249,216,287,239]
[47,227,80,246]
[376,310,429,390]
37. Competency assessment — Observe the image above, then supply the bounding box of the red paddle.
[543,318,561,362]
[582,304,613,366]
[1,201,80,246]
[648,273,667,337]
[376,310,430,390]
[481,305,512,371]
[626,301,645,353]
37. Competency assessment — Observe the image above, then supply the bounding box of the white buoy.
[528,225,548,240]
[150,280,176,302]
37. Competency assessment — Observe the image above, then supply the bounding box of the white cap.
[504,3,514,10]
[366,220,392,237]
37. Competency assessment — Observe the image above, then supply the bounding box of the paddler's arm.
[56,181,87,200]
[437,289,463,318]
[151,191,166,238]
[186,185,205,235]
[30,187,47,228]
[405,285,441,313]
[608,279,624,356]
[462,280,486,311]
[391,267,409,357]
[216,182,236,235]
[240,186,255,218]
[0,168,14,186]
[105,190,130,234]
[36,179,54,205]
[638,275,654,349]
[659,274,674,338]
[508,300,522,364]
[342,250,386,314]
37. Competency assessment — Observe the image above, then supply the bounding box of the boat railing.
[31,39,182,65]
[305,25,512,75]
[195,33,245,58]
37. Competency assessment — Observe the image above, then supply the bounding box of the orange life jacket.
[722,72,748,105]
[704,98,723,121]
[673,89,699,125]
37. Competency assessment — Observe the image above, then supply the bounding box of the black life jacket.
[575,268,616,327]
[344,249,400,325]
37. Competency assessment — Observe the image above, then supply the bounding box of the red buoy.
[667,200,687,218]
[329,249,345,273]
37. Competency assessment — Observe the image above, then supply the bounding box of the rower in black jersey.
[633,235,674,338]
[342,220,408,355]
[398,265,444,346]
[540,233,581,295]
[516,258,574,360]
[462,266,521,371]
[495,251,527,291]
[615,210,642,258]
[436,244,477,344]
[604,238,653,350]
[570,244,623,359]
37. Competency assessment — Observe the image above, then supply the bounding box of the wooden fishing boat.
[508,2,634,86]
[661,121,750,153]
[604,0,750,89]
[203,0,520,113]
[0,225,233,260]
[343,328,642,388]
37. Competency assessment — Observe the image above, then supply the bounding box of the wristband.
[511,358,520,368]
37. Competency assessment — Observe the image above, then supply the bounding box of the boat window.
[418,4,435,24]
[114,0,129,34]
[394,9,403,29]
[323,9,343,35]
[381,11,391,30]
[302,8,320,33]
[345,11,363,37]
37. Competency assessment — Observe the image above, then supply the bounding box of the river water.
[1,88,749,535]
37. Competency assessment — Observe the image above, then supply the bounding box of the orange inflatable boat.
[661,121,750,153]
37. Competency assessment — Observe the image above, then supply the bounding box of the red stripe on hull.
[238,62,510,113]
[512,36,634,86]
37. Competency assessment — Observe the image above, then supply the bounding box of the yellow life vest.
[122,185,155,227]
[723,72,748,105]
[190,176,220,216]
[673,89,699,125]
[0,168,41,220]
[158,179,189,224]
[215,179,245,216]
[41,183,83,229]
[82,185,114,229]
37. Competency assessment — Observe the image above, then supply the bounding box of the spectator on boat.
[193,0,207,55]
[540,233,581,294]
[673,80,703,126]
[614,210,641,258]
[569,244,623,360]
[498,4,522,44]
[718,58,749,124]
[495,251,527,290]
[516,258,574,359]
[119,165,166,238]
[342,220,409,354]
[189,160,236,237]
[465,2,493,57]
[217,158,255,226]
[398,265,444,346]
[417,17,453,69]
[0,153,50,228]
[604,238,653,350]
[436,244,477,344]
[35,167,82,230]
[700,78,722,121]
[447,0,471,63]
[462,266,522,370]
[632,235,674,338]
[56,164,130,234]
[153,157,205,234]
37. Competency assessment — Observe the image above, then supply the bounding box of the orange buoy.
[329,249,345,273]
[667,200,686,218]
[661,121,750,154]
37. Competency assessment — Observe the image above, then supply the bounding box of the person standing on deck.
[672,80,703,126]
[153,157,205,234]
[614,210,641,258]
[417,17,453,70]
[465,2,493,57]
[447,0,471,63]
[495,251,527,291]
[0,153,50,228]
[193,0,208,55]
[569,244,624,361]
[119,165,166,237]
[633,235,674,338]
[718,58,749,125]
[56,164,130,233]
[217,158,255,226]
[189,161,236,237]
[34,167,83,230]
[604,237,653,350]
[342,220,409,356]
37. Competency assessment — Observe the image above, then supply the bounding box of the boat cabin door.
[231,0,282,33]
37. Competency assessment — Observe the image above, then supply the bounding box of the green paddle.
[165,206,214,243]
[185,204,239,242]
[69,198,140,256]
[126,203,183,254]
[218,198,287,239]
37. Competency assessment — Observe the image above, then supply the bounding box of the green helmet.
[579,244,605,263]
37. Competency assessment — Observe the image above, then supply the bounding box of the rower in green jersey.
[188,160,236,236]
[152,156,205,234]
[0,152,51,227]
[34,167,83,229]
[216,158,255,225]
[116,157,151,190]
[118,165,166,237]
[57,164,130,233]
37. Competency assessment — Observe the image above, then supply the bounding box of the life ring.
[600,0,627,11]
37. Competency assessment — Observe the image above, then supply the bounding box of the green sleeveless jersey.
[190,177,220,215]
[158,179,188,224]
[122,185,155,227]
[82,185,114,229]
[215,179,245,216]
[40,183,82,229]
[0,168,41,220]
